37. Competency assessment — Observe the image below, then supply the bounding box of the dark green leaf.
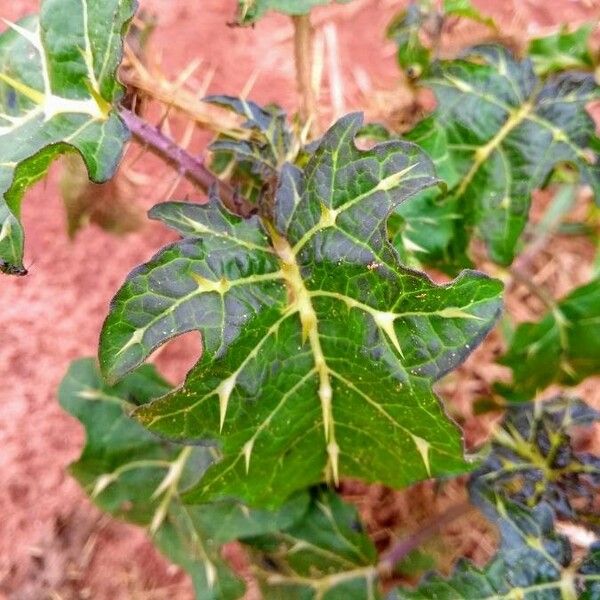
[60,358,309,599]
[0,0,135,274]
[529,24,595,77]
[100,113,503,508]
[391,493,600,599]
[248,489,381,599]
[397,45,600,270]
[500,278,600,398]
[236,0,353,24]
[206,95,292,204]
[473,396,600,529]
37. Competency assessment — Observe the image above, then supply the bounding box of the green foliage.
[386,4,431,78]
[529,24,596,77]
[5,0,599,595]
[474,396,600,530]
[249,490,381,599]
[396,45,600,270]
[391,395,600,599]
[500,278,600,400]
[387,0,494,79]
[0,0,134,274]
[236,0,353,24]
[391,495,600,599]
[206,95,292,204]
[99,113,503,508]
[60,358,312,599]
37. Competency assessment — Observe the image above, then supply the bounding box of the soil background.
[1,1,599,599]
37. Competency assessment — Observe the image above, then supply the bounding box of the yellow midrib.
[455,100,534,198]
[268,222,340,485]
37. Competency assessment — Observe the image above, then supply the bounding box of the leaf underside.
[100,113,503,508]
[396,45,600,271]
[500,277,600,399]
[0,0,135,274]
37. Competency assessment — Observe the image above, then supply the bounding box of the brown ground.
[1,1,599,599]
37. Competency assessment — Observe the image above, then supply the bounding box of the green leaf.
[442,0,495,27]
[0,0,134,275]
[236,0,353,24]
[500,277,600,398]
[386,4,431,77]
[474,396,600,528]
[100,113,503,508]
[59,358,310,599]
[248,489,381,599]
[390,495,600,599]
[397,45,600,270]
[529,24,595,77]
[206,95,292,204]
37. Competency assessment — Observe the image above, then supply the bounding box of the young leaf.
[206,95,292,203]
[0,0,134,275]
[529,24,595,77]
[474,396,600,528]
[397,45,600,270]
[386,4,431,77]
[236,0,353,25]
[500,278,600,399]
[100,113,503,508]
[390,495,600,599]
[248,489,381,599]
[59,358,309,599]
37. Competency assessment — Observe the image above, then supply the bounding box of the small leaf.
[529,24,595,77]
[236,0,353,25]
[397,45,600,270]
[101,112,503,508]
[500,278,600,398]
[474,396,600,528]
[386,4,431,77]
[0,0,135,275]
[206,95,292,203]
[59,358,309,599]
[248,489,381,599]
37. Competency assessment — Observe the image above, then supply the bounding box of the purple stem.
[119,108,255,218]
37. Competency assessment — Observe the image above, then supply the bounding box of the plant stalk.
[377,500,474,574]
[292,14,318,132]
[119,108,255,218]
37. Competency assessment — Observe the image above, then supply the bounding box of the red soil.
[0,1,598,598]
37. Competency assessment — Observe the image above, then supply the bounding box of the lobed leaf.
[59,358,309,599]
[474,396,600,530]
[529,24,596,77]
[390,494,600,599]
[396,45,600,270]
[248,489,381,599]
[236,0,353,25]
[500,278,600,399]
[100,113,503,508]
[0,0,135,274]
